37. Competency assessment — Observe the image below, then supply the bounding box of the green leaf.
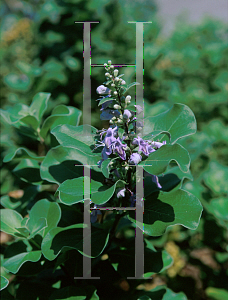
[13,159,43,185]
[101,158,116,179]
[111,245,173,278]
[143,103,196,143]
[84,286,99,300]
[15,227,30,238]
[0,195,21,209]
[208,198,228,221]
[203,161,228,195]
[27,199,61,237]
[0,209,23,236]
[124,82,140,93]
[16,61,42,77]
[28,218,47,238]
[41,224,109,260]
[202,197,228,229]
[140,144,190,175]
[0,276,9,291]
[20,115,39,130]
[40,146,101,184]
[40,105,82,139]
[118,127,125,139]
[57,178,125,205]
[49,286,86,300]
[205,287,228,300]
[3,251,42,274]
[0,103,30,124]
[4,73,31,91]
[29,92,51,122]
[3,147,44,163]
[64,56,81,71]
[51,124,98,153]
[98,97,115,106]
[128,189,202,236]
[163,288,187,300]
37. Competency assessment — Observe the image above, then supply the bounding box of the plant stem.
[29,238,41,249]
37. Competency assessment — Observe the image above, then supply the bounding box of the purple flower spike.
[96,85,111,95]
[113,137,127,160]
[100,109,121,120]
[151,175,162,189]
[129,153,142,165]
[117,188,126,198]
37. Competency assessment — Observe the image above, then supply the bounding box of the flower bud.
[117,119,123,124]
[96,85,111,95]
[115,77,119,81]
[117,188,126,198]
[109,119,113,124]
[114,69,118,77]
[110,65,114,69]
[121,80,126,85]
[113,104,121,109]
[125,95,131,102]
[108,60,112,64]
[104,63,107,67]
[113,91,118,96]
[111,83,115,87]
[105,72,110,77]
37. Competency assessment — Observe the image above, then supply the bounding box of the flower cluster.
[94,60,167,211]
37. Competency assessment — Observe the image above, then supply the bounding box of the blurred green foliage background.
[1,0,228,299]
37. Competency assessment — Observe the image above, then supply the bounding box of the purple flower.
[101,126,118,148]
[117,188,126,198]
[151,141,166,149]
[113,137,127,160]
[96,85,111,95]
[129,153,142,165]
[151,175,162,189]
[100,109,121,120]
[101,145,112,160]
[123,109,132,121]
[132,136,155,156]
[134,105,143,115]
[144,170,162,189]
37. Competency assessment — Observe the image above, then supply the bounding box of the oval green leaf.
[143,103,196,143]
[140,144,190,175]
[128,189,203,236]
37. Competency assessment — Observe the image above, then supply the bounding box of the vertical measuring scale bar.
[127,22,152,279]
[74,21,100,279]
